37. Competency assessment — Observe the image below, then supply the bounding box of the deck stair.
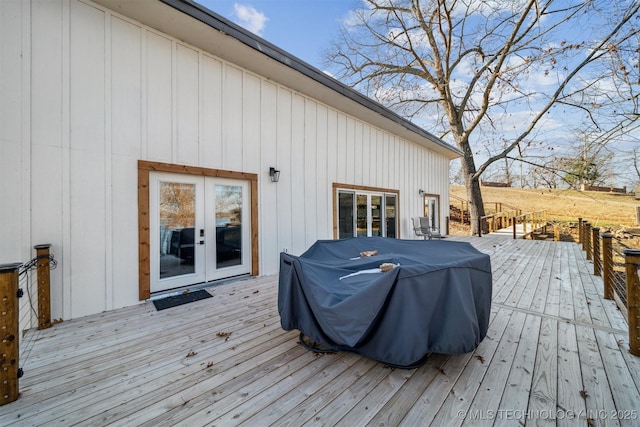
[449,195,523,228]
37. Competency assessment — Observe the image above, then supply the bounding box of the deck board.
[575,325,619,427]
[465,310,527,423]
[493,313,542,427]
[429,307,513,426]
[4,237,639,426]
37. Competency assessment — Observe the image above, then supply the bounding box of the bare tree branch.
[325,0,640,234]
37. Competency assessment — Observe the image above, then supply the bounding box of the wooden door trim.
[138,160,259,300]
[332,183,401,239]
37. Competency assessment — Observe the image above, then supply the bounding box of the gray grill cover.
[278,237,492,368]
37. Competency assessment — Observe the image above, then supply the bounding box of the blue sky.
[196,0,357,69]
[194,1,638,187]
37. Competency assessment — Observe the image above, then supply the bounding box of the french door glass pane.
[356,194,368,237]
[337,190,399,239]
[424,196,439,229]
[385,195,397,238]
[215,184,242,268]
[159,182,196,279]
[338,192,354,239]
[371,195,381,236]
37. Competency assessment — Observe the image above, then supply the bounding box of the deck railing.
[579,220,639,356]
[449,195,523,225]
[477,209,548,239]
[0,245,56,406]
[479,210,518,233]
[483,202,522,216]
[511,210,547,239]
[449,195,469,224]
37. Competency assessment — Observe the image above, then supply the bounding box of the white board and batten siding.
[0,0,453,330]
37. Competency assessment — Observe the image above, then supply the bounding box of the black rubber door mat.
[153,290,213,311]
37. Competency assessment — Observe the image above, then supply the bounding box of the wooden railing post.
[602,233,614,300]
[553,223,560,242]
[578,217,583,244]
[592,228,601,276]
[623,249,640,356]
[0,262,22,406]
[34,244,52,330]
[512,217,517,239]
[585,222,592,261]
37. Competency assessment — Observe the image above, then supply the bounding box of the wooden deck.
[489,223,543,239]
[3,236,640,426]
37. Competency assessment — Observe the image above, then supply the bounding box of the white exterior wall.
[0,0,451,329]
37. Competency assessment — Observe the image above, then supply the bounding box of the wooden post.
[592,228,601,276]
[623,249,640,356]
[585,222,592,261]
[34,244,52,330]
[512,217,517,240]
[602,233,614,300]
[578,217,583,244]
[554,223,560,241]
[446,216,450,235]
[1,262,21,405]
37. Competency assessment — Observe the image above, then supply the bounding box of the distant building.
[580,184,626,194]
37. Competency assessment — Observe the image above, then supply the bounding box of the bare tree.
[561,143,614,190]
[325,0,640,234]
[633,148,640,185]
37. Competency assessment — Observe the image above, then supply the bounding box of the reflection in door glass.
[356,194,368,237]
[338,192,354,239]
[424,196,439,230]
[216,185,242,268]
[385,195,397,238]
[371,195,381,236]
[159,182,196,279]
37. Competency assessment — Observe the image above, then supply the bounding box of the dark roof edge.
[160,0,462,157]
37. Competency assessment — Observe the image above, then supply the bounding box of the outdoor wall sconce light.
[418,189,425,196]
[269,167,280,183]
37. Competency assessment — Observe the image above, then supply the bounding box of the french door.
[337,189,397,239]
[423,194,440,231]
[149,172,251,293]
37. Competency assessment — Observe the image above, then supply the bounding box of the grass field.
[449,185,640,228]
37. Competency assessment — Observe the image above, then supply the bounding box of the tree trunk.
[465,174,487,236]
[459,143,487,236]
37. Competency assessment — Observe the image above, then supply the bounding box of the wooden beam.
[624,249,640,356]
[0,263,21,406]
[34,244,52,330]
